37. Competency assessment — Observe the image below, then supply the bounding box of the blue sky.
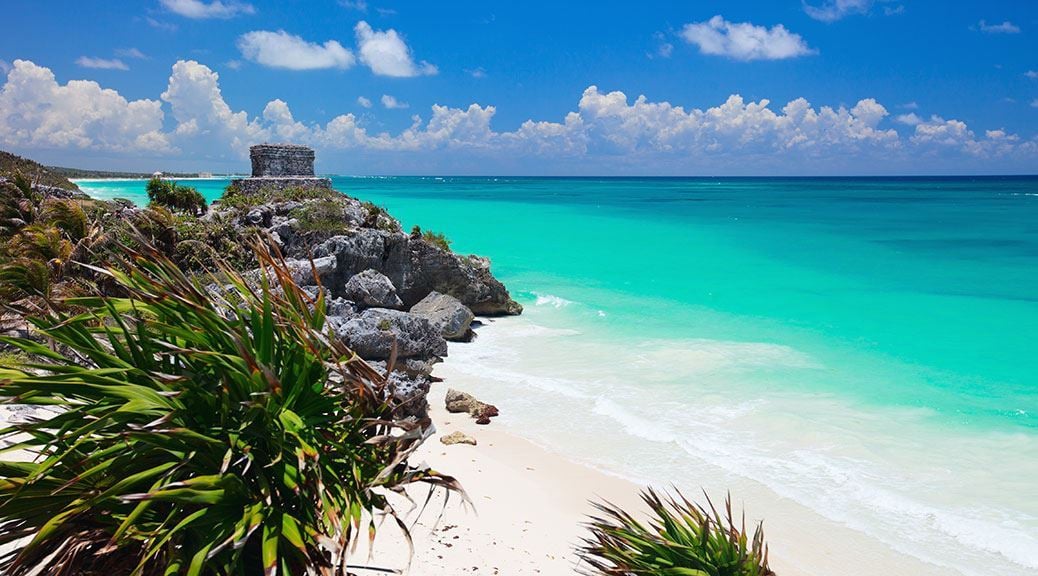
[1,0,1036,175]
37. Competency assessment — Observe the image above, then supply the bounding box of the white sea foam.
[438,314,1038,576]
[531,292,575,308]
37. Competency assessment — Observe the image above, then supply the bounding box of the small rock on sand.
[440,431,477,446]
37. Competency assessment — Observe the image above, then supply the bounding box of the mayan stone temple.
[230,143,332,195]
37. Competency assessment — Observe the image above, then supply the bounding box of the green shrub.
[0,241,461,575]
[578,488,773,576]
[409,225,452,252]
[146,177,207,215]
[288,200,350,234]
[218,185,338,211]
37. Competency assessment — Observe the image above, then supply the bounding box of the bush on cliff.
[146,177,207,215]
[578,488,773,576]
[0,240,461,575]
[411,225,452,252]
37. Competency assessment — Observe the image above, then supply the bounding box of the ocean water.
[77,176,1038,575]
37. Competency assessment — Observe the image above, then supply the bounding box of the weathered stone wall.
[229,177,332,196]
[250,144,315,177]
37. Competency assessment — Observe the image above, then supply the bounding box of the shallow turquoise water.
[77,176,1038,574]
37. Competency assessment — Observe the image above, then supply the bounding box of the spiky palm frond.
[0,239,462,576]
[579,488,773,576]
[38,198,88,242]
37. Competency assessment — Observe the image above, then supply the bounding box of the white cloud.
[0,59,169,152]
[1025,70,1038,79]
[160,0,255,19]
[339,0,367,11]
[357,96,372,108]
[0,60,10,75]
[115,48,148,60]
[381,94,408,109]
[3,59,1036,172]
[467,67,487,78]
[884,5,905,16]
[355,21,437,77]
[896,113,922,125]
[804,0,874,22]
[680,15,814,61]
[978,20,1021,34]
[76,57,130,71]
[900,101,919,110]
[238,30,355,70]
[146,17,178,32]
[160,60,266,156]
[225,60,242,70]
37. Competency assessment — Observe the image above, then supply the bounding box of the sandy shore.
[371,362,958,576]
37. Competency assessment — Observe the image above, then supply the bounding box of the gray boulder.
[410,291,474,341]
[333,308,447,360]
[386,371,431,420]
[313,230,521,316]
[342,269,403,309]
[282,256,337,287]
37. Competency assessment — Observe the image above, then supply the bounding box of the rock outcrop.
[331,308,447,360]
[410,292,474,341]
[445,388,500,425]
[342,269,403,309]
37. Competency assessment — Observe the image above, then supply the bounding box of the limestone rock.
[410,291,474,341]
[445,388,499,424]
[343,269,404,309]
[440,431,477,446]
[332,308,447,360]
[313,231,521,316]
[387,371,430,420]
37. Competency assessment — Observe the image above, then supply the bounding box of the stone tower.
[250,144,315,177]
[230,143,331,195]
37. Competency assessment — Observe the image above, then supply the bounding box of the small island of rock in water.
[230,143,332,195]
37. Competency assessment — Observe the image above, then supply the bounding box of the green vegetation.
[410,225,452,252]
[579,488,773,576]
[0,178,102,307]
[49,167,211,179]
[218,184,338,211]
[0,240,461,575]
[0,151,79,191]
[289,199,351,233]
[146,177,208,215]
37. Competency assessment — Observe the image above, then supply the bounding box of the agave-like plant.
[0,240,460,575]
[578,488,773,576]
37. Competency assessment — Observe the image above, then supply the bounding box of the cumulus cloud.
[0,59,169,152]
[355,21,437,77]
[160,0,255,19]
[680,15,814,61]
[895,113,922,125]
[160,60,265,156]
[978,20,1021,34]
[238,30,355,70]
[76,57,129,70]
[0,60,11,75]
[380,94,408,109]
[804,0,874,22]
[2,59,1035,172]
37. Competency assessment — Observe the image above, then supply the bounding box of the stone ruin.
[230,144,332,195]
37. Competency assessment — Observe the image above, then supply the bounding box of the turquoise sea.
[77,176,1038,575]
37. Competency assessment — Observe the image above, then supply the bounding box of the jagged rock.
[445,388,499,423]
[440,431,477,446]
[312,230,521,315]
[332,308,447,360]
[410,292,474,341]
[282,256,337,287]
[343,269,403,309]
[387,371,430,420]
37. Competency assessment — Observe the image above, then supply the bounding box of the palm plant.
[0,239,460,575]
[578,488,773,576]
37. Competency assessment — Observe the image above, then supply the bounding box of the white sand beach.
[376,371,954,576]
